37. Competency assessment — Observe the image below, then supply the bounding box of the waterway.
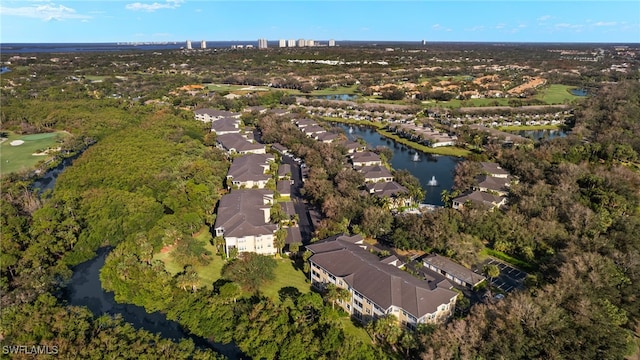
[63,248,244,359]
[335,123,461,206]
[32,150,243,358]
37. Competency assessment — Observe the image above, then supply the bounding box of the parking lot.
[482,258,527,293]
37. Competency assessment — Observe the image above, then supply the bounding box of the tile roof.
[423,254,486,287]
[351,151,382,165]
[360,165,393,181]
[210,117,240,133]
[366,181,408,198]
[308,236,457,319]
[227,154,273,182]
[453,190,505,208]
[214,189,277,238]
[217,133,265,153]
[479,162,510,177]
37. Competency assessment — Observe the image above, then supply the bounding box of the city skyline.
[1,1,639,44]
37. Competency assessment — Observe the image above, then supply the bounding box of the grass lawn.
[376,129,471,157]
[153,228,225,288]
[260,258,311,302]
[310,85,359,96]
[340,317,373,344]
[536,84,582,105]
[0,131,67,176]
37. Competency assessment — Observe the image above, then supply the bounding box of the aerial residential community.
[1,0,640,358]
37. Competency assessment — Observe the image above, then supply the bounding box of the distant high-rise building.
[297,39,305,47]
[186,40,192,50]
[279,39,286,48]
[288,39,296,47]
[328,39,336,47]
[258,38,268,49]
[422,39,426,46]
[305,39,314,47]
[201,40,207,49]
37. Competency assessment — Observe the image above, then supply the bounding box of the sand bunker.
[10,140,24,146]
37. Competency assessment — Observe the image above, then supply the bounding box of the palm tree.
[274,227,287,257]
[483,264,500,298]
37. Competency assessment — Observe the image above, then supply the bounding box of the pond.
[335,123,461,206]
[570,88,588,96]
[63,248,244,359]
[312,94,358,101]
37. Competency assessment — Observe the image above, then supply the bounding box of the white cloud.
[537,15,551,22]
[465,25,485,32]
[0,3,91,21]
[594,21,617,27]
[432,24,452,31]
[125,0,183,12]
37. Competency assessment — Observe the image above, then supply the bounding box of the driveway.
[282,154,313,244]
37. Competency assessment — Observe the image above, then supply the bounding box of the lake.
[335,123,461,206]
[63,248,244,359]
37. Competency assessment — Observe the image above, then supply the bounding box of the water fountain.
[427,175,438,186]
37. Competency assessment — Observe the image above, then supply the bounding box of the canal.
[32,148,243,358]
[334,123,461,206]
[64,248,244,359]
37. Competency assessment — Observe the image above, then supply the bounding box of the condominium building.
[279,39,286,48]
[186,40,192,50]
[305,39,315,47]
[258,38,268,49]
[297,39,305,47]
[214,190,277,256]
[328,39,336,47]
[201,40,207,49]
[307,235,458,328]
[287,39,296,47]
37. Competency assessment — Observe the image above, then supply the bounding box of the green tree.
[221,252,277,292]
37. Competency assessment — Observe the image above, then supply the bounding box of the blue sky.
[1,1,639,43]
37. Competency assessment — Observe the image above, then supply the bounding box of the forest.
[1,46,639,359]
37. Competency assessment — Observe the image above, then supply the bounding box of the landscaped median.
[322,116,471,157]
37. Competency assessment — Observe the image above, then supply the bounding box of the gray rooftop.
[210,117,240,133]
[453,190,505,208]
[475,174,511,193]
[195,108,240,118]
[227,154,274,183]
[308,237,457,319]
[351,151,382,165]
[214,189,277,238]
[479,162,510,177]
[423,254,486,287]
[360,165,393,181]
[217,133,265,153]
[366,181,408,198]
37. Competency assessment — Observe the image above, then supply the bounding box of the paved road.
[281,154,313,244]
